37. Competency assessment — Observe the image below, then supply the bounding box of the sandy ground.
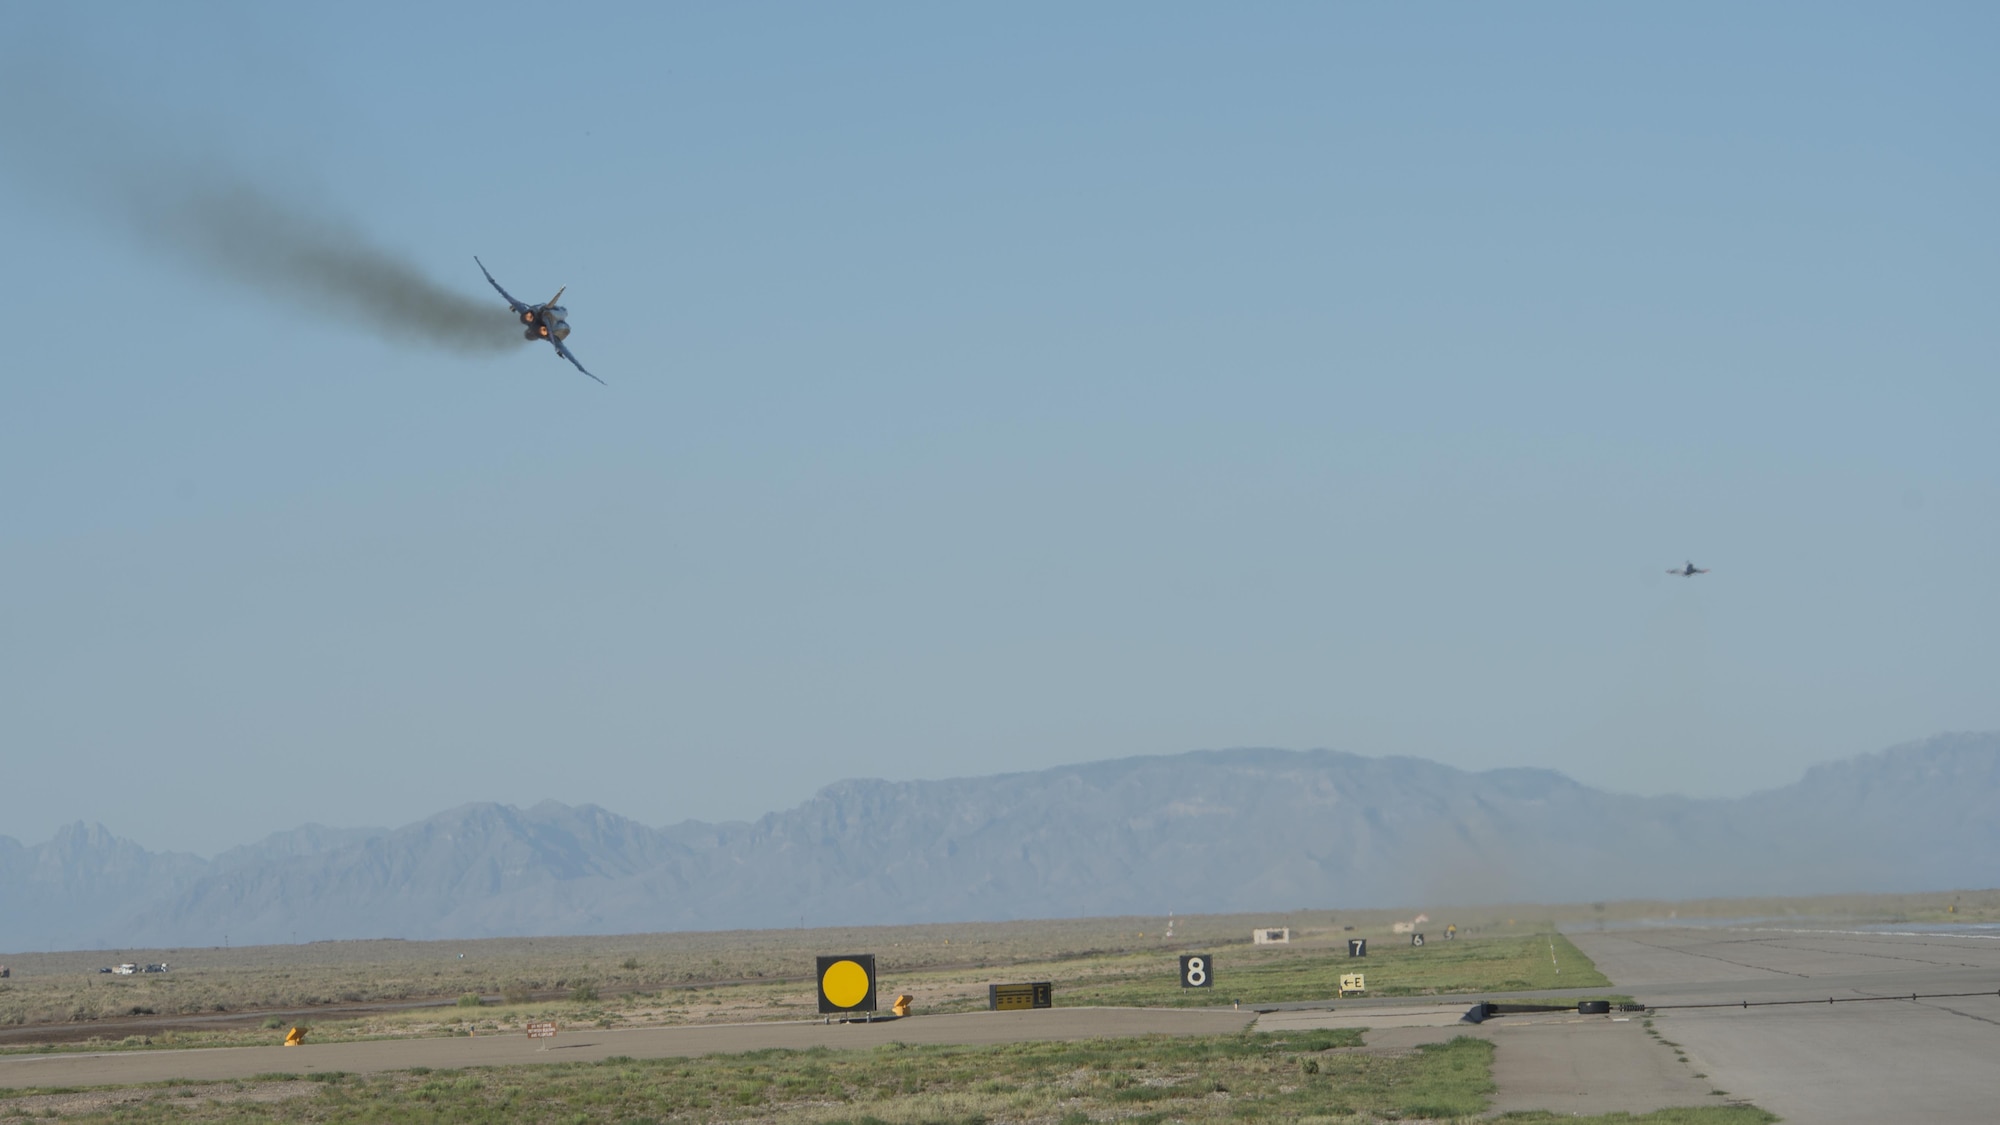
[0,1080,320,1116]
[0,1007,1256,1089]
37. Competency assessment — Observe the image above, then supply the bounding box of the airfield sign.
[1411,932,1426,947]
[988,982,1054,1011]
[1348,938,1367,957]
[1179,954,1214,989]
[525,1020,557,1039]
[816,954,879,1015]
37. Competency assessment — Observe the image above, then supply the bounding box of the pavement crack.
[1606,935,1811,978]
[1916,1000,2000,1028]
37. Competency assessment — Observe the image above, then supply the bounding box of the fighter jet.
[476,257,603,384]
[1668,561,1711,577]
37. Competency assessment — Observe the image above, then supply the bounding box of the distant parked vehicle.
[111,963,138,975]
[142,963,169,973]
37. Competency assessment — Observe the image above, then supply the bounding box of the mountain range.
[5,733,1996,952]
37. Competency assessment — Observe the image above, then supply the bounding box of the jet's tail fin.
[546,285,566,308]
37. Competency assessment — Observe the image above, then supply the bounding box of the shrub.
[457,993,485,1008]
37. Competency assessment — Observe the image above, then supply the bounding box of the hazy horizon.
[8,733,1995,953]
[3,4,1995,856]
[7,732,1984,860]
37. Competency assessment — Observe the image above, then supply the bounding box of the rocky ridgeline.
[3,733,1996,951]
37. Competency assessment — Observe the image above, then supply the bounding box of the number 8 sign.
[1179,954,1214,989]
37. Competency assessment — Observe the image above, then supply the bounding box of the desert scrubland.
[9,886,1986,1052]
[0,905,1621,1049]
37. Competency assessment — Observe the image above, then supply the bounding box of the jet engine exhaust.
[0,52,520,357]
[136,183,521,354]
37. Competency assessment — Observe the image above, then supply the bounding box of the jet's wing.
[551,336,606,385]
[474,256,532,314]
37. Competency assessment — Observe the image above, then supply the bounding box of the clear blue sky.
[2,3,1994,856]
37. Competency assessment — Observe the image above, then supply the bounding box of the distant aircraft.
[476,257,603,384]
[1668,561,1711,577]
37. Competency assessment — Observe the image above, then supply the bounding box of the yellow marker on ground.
[1339,973,1365,996]
[816,954,878,1014]
[282,1027,307,1046]
[822,961,870,1007]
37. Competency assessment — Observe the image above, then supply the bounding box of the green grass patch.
[1058,930,1611,1007]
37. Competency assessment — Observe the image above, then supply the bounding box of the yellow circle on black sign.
[822,959,871,1008]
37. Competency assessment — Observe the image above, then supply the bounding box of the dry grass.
[4,885,1977,1053]
[0,910,1612,1053]
[0,908,1449,1042]
[1044,931,1608,1008]
[0,1029,1498,1123]
[0,1080,322,1118]
[0,1030,1780,1124]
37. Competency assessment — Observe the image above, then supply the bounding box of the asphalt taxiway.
[1569,923,2000,1123]
[1257,1000,1730,1115]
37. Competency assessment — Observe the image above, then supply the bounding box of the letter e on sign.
[1179,954,1214,988]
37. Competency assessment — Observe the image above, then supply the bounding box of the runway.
[1568,923,2000,1123]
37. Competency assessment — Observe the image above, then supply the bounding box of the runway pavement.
[1257,1002,1730,1116]
[1569,923,2000,1123]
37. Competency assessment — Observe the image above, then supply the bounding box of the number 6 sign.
[1179,954,1214,989]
